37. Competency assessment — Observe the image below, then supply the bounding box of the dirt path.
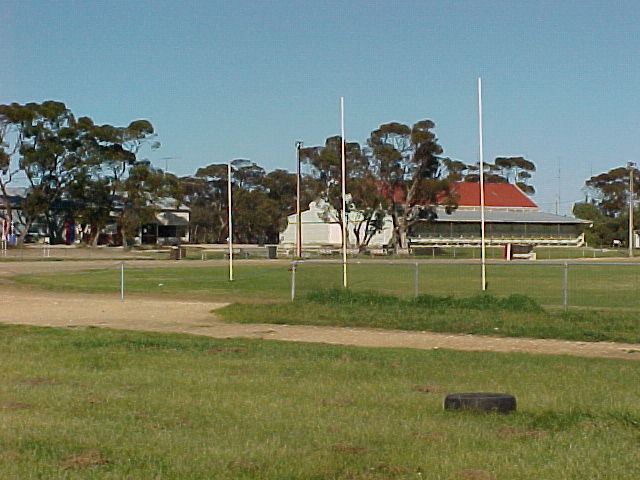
[0,286,639,361]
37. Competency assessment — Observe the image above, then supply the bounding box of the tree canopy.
[1,101,539,251]
[573,165,638,246]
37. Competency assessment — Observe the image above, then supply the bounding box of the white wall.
[279,201,393,248]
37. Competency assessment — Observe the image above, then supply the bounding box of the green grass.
[13,264,293,302]
[0,324,639,479]
[13,262,640,309]
[11,263,640,343]
[220,289,640,344]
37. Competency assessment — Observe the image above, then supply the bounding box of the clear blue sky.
[3,0,640,214]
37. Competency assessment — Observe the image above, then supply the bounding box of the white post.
[120,262,125,302]
[563,262,568,310]
[228,162,234,281]
[629,162,635,257]
[341,97,348,288]
[291,262,296,301]
[478,77,487,291]
[296,141,303,258]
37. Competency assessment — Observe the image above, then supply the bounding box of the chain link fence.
[290,260,640,311]
[12,253,640,312]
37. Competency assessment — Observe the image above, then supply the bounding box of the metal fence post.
[120,262,125,303]
[290,262,296,302]
[563,262,568,310]
[414,262,419,298]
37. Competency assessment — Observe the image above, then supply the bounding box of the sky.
[2,0,640,214]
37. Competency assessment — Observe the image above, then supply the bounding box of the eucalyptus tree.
[299,136,387,251]
[77,117,159,245]
[0,101,86,242]
[366,120,455,252]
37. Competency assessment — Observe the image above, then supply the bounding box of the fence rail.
[289,259,640,311]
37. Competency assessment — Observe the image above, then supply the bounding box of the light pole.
[295,141,303,258]
[629,161,636,257]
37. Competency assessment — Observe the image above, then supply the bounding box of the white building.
[279,200,393,252]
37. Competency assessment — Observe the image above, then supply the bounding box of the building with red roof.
[278,181,590,252]
[410,182,590,247]
[451,182,537,209]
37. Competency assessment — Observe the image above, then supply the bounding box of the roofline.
[430,218,592,224]
[453,181,538,209]
[455,205,538,210]
[511,182,538,208]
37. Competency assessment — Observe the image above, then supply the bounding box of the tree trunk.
[0,181,13,231]
[17,218,33,245]
[398,232,409,255]
[92,230,101,247]
[393,213,410,254]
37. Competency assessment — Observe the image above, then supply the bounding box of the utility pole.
[295,141,303,258]
[629,162,635,257]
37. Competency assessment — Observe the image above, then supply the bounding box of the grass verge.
[219,289,640,343]
[0,325,639,479]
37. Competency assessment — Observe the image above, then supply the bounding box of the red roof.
[452,182,537,208]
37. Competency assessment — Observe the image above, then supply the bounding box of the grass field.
[13,261,640,309]
[1,325,639,479]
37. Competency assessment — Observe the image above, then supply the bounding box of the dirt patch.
[61,450,109,470]
[0,449,22,462]
[0,401,31,410]
[457,469,497,480]
[207,347,248,355]
[332,443,369,455]
[0,286,226,331]
[413,384,444,394]
[20,377,58,386]
[374,463,412,475]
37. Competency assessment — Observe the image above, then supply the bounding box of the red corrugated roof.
[451,182,537,208]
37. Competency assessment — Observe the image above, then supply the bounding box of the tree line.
[573,165,640,247]
[1,100,536,250]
